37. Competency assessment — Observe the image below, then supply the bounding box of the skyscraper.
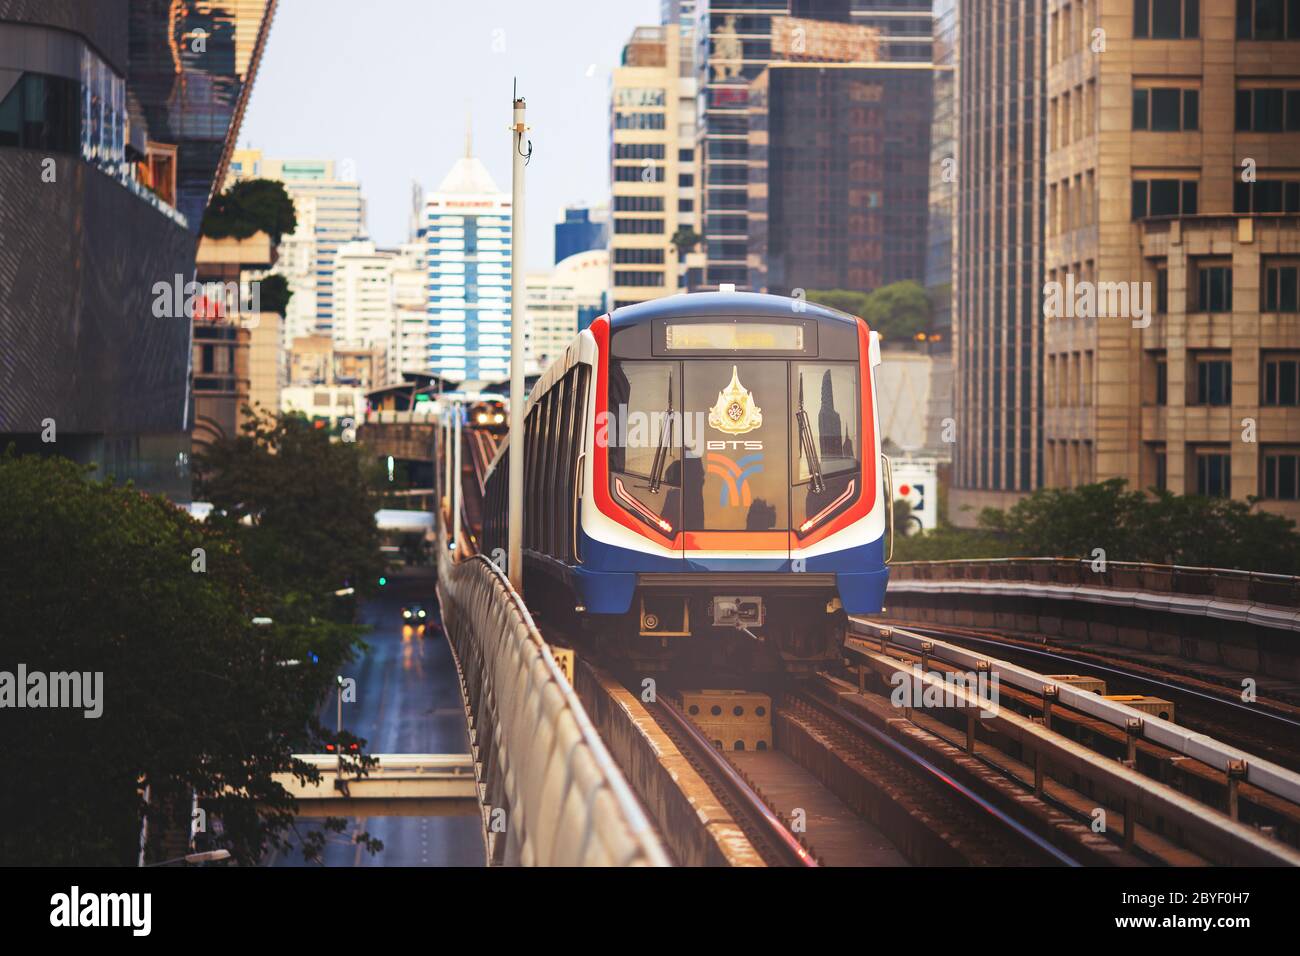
[948,0,1047,521]
[693,0,934,290]
[610,22,699,308]
[424,133,512,383]
[554,204,610,263]
[747,23,936,295]
[332,240,397,351]
[1042,0,1300,521]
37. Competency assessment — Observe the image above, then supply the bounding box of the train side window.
[542,384,560,556]
[533,392,550,551]
[549,374,571,558]
[569,365,590,561]
[525,402,539,551]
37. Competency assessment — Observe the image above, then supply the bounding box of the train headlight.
[494,413,505,424]
[476,413,488,424]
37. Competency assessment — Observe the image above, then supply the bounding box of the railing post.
[1227,759,1248,821]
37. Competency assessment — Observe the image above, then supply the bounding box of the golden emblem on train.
[708,366,763,435]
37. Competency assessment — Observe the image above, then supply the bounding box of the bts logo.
[706,440,763,451]
[706,452,763,507]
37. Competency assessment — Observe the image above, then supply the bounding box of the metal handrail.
[848,621,1300,865]
[436,522,668,866]
[889,558,1300,608]
[851,618,1300,811]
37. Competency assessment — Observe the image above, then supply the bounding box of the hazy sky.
[240,0,660,266]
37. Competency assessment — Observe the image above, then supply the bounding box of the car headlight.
[494,413,505,423]
[418,610,426,618]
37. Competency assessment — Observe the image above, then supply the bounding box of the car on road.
[401,604,428,629]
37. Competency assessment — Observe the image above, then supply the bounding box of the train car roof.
[608,290,861,330]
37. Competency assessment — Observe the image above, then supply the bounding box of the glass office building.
[424,146,513,383]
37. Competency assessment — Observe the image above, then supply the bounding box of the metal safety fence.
[435,531,670,866]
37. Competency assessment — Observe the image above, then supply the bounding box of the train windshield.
[608,356,861,537]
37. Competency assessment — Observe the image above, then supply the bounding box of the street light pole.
[507,89,528,594]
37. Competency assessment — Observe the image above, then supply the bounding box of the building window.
[1147,442,1169,491]
[614,195,664,212]
[1262,352,1300,405]
[1134,0,1199,39]
[1195,449,1231,497]
[1264,262,1300,311]
[614,165,664,182]
[615,88,666,108]
[1262,448,1300,499]
[678,148,694,162]
[613,218,664,234]
[678,198,694,212]
[614,112,666,130]
[1234,179,1300,213]
[1237,0,1300,39]
[1133,87,1199,130]
[614,143,665,160]
[614,248,665,264]
[1156,263,1169,313]
[1235,87,1300,132]
[1132,179,1197,218]
[614,271,665,287]
[1145,350,1169,405]
[1193,351,1233,405]
[679,173,696,187]
[1195,262,1233,312]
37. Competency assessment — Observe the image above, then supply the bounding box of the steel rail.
[850,619,1300,857]
[655,695,818,867]
[844,635,1300,865]
[890,622,1300,734]
[800,683,1082,866]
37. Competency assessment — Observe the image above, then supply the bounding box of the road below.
[265,573,484,867]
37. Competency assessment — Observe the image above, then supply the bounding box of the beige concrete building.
[1044,0,1300,520]
[609,23,698,308]
[525,248,609,370]
[192,232,283,455]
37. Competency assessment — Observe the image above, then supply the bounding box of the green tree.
[976,479,1300,573]
[671,226,701,257]
[202,178,298,246]
[256,272,293,316]
[195,408,386,607]
[808,280,932,342]
[0,451,374,865]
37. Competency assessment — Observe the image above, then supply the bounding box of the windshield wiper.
[649,371,674,494]
[796,373,825,494]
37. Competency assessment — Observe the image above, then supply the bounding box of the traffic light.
[378,576,387,587]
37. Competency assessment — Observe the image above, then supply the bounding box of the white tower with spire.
[423,118,512,382]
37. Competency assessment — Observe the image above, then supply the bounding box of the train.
[481,290,892,671]
[466,397,508,433]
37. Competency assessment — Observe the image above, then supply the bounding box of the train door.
[680,360,790,568]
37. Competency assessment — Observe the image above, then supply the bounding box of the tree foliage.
[808,280,933,342]
[978,479,1300,572]
[0,450,373,866]
[894,478,1300,573]
[195,408,386,606]
[256,272,293,316]
[202,178,298,246]
[671,226,701,257]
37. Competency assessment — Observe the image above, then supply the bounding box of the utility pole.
[507,87,528,593]
[452,401,462,552]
